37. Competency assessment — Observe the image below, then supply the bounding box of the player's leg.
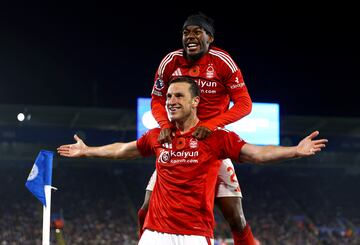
[215,196,246,230]
[215,159,256,245]
[138,170,157,238]
[216,197,256,245]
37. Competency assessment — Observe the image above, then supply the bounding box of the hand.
[296,131,328,157]
[57,134,87,157]
[158,128,173,144]
[192,126,212,140]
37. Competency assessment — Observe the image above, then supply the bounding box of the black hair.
[168,76,200,98]
[182,12,215,37]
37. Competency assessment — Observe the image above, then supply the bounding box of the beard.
[184,50,205,62]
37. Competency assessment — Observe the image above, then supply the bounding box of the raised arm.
[194,93,252,140]
[239,131,328,164]
[151,53,174,131]
[193,56,252,140]
[151,97,173,144]
[151,56,174,144]
[57,134,141,160]
[200,90,252,131]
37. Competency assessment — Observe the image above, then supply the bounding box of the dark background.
[1,1,358,117]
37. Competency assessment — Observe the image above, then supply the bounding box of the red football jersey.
[151,46,252,130]
[136,125,246,237]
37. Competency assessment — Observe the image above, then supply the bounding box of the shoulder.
[203,128,244,156]
[211,127,232,136]
[204,127,230,143]
[137,128,161,150]
[208,47,238,73]
[140,128,161,140]
[158,49,184,76]
[209,46,231,55]
[211,127,244,141]
[148,127,161,136]
[161,49,184,61]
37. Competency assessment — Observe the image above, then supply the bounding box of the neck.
[175,115,199,134]
[184,50,208,62]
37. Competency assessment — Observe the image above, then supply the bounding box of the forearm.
[240,131,327,164]
[84,142,140,160]
[241,144,298,164]
[202,94,252,130]
[151,98,172,129]
[257,145,298,163]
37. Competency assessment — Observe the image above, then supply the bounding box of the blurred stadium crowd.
[1,106,359,244]
[1,158,359,245]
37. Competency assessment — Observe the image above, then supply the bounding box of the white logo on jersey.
[229,76,245,89]
[159,150,171,163]
[206,64,215,79]
[162,143,173,149]
[171,68,182,76]
[154,78,165,90]
[230,82,245,89]
[158,149,199,164]
[195,79,217,88]
[189,138,198,149]
[170,150,199,158]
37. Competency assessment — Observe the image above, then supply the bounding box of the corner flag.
[25,150,54,206]
[25,150,55,245]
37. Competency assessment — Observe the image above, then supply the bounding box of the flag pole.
[25,150,55,245]
[43,185,52,245]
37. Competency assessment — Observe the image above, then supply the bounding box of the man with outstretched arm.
[145,12,253,244]
[58,77,327,245]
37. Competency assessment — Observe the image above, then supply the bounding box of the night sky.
[1,1,358,117]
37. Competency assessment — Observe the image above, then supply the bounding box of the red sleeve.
[200,59,252,130]
[151,92,172,129]
[150,53,174,129]
[136,129,160,157]
[214,129,246,162]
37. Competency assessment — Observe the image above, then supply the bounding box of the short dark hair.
[168,76,200,98]
[182,12,215,37]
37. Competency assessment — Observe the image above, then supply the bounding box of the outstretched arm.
[239,131,328,164]
[57,134,141,160]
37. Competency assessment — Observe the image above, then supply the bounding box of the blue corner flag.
[25,150,54,207]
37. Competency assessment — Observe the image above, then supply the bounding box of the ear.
[192,96,200,108]
[207,35,214,44]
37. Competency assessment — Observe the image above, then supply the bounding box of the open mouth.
[187,43,198,51]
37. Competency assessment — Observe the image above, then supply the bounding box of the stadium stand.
[1,104,359,245]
